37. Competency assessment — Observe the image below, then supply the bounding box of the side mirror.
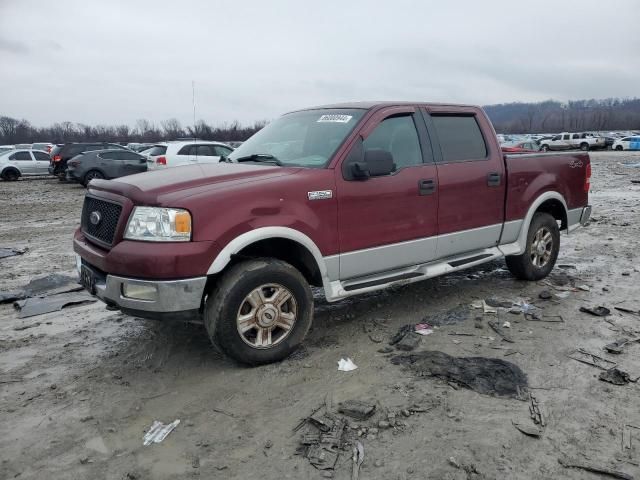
[357,149,395,178]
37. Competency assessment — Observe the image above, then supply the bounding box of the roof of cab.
[291,101,481,112]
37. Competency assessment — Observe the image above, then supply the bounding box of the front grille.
[81,196,122,246]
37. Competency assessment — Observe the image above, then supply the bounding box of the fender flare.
[206,226,330,279]
[500,191,568,256]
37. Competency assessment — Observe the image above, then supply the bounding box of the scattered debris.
[302,415,347,471]
[502,321,511,328]
[539,290,552,300]
[567,348,617,370]
[485,297,513,308]
[13,292,96,318]
[558,457,634,480]
[599,368,632,386]
[414,323,433,336]
[512,421,544,437]
[614,306,640,316]
[377,346,394,354]
[577,284,591,291]
[529,393,545,427]
[143,419,180,445]
[604,338,638,354]
[0,273,82,304]
[351,441,364,480]
[338,401,376,421]
[580,306,611,317]
[0,247,27,259]
[555,292,571,299]
[391,351,528,399]
[482,301,498,314]
[390,325,423,351]
[525,314,564,323]
[488,320,515,343]
[13,322,41,331]
[623,425,632,451]
[424,306,469,326]
[337,358,358,372]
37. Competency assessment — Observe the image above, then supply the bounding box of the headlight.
[124,207,192,242]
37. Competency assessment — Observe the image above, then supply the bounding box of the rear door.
[191,144,221,164]
[336,106,439,280]
[422,107,505,258]
[117,151,147,176]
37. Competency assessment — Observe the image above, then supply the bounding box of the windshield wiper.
[234,153,283,166]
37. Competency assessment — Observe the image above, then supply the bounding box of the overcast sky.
[1,0,638,127]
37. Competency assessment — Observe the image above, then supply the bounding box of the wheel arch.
[206,227,332,292]
[501,191,568,256]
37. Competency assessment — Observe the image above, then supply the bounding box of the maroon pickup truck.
[74,102,591,365]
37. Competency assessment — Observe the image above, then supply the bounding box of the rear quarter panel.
[504,152,589,221]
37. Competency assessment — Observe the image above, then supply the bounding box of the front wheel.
[541,145,550,152]
[505,212,560,281]
[580,143,589,151]
[615,145,623,151]
[204,258,313,365]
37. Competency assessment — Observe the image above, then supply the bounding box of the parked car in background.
[612,136,640,151]
[126,143,155,152]
[226,141,244,148]
[66,149,148,186]
[501,141,541,153]
[0,149,50,180]
[146,141,234,170]
[31,143,55,153]
[49,142,128,180]
[540,132,605,151]
[0,145,15,154]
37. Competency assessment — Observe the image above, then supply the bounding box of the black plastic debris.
[599,368,632,386]
[538,290,553,300]
[389,325,422,351]
[580,306,611,317]
[13,292,96,318]
[0,273,81,304]
[488,320,515,343]
[0,247,27,259]
[485,297,513,308]
[338,401,376,421]
[604,339,637,355]
[391,351,528,399]
[424,306,470,326]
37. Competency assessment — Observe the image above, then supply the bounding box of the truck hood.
[88,163,299,204]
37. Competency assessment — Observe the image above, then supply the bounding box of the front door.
[336,107,439,280]
[422,107,505,258]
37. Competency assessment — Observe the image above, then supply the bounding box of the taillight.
[156,156,167,165]
[584,163,591,193]
[52,155,61,162]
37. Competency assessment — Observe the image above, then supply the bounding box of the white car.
[0,149,51,181]
[540,132,605,151]
[612,136,640,151]
[146,141,234,170]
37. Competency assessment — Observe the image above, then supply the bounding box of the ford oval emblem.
[89,211,102,226]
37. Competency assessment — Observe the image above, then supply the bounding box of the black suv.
[49,142,127,179]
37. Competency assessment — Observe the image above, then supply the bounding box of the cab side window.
[363,115,422,171]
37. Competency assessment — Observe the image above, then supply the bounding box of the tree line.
[484,97,640,134]
[2,97,640,144]
[0,116,267,145]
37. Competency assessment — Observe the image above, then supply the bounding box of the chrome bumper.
[93,273,207,313]
[580,205,592,225]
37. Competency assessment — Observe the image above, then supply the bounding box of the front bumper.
[77,256,206,319]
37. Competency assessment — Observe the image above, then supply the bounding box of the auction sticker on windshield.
[317,114,352,123]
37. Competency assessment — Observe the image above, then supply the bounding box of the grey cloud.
[0,36,29,55]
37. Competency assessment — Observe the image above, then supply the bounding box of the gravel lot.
[1,151,640,480]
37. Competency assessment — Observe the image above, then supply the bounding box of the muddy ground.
[1,151,640,480]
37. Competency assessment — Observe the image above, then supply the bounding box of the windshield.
[228,109,365,168]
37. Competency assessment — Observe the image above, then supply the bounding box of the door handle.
[419,178,436,195]
[487,172,501,187]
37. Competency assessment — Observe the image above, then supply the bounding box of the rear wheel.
[580,143,589,151]
[204,258,313,365]
[506,212,560,281]
[541,144,550,152]
[1,168,19,181]
[615,145,623,151]
[83,170,104,186]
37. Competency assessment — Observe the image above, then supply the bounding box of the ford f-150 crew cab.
[73,102,592,365]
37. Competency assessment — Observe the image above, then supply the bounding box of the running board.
[332,248,504,301]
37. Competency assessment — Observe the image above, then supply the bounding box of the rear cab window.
[429,115,487,163]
